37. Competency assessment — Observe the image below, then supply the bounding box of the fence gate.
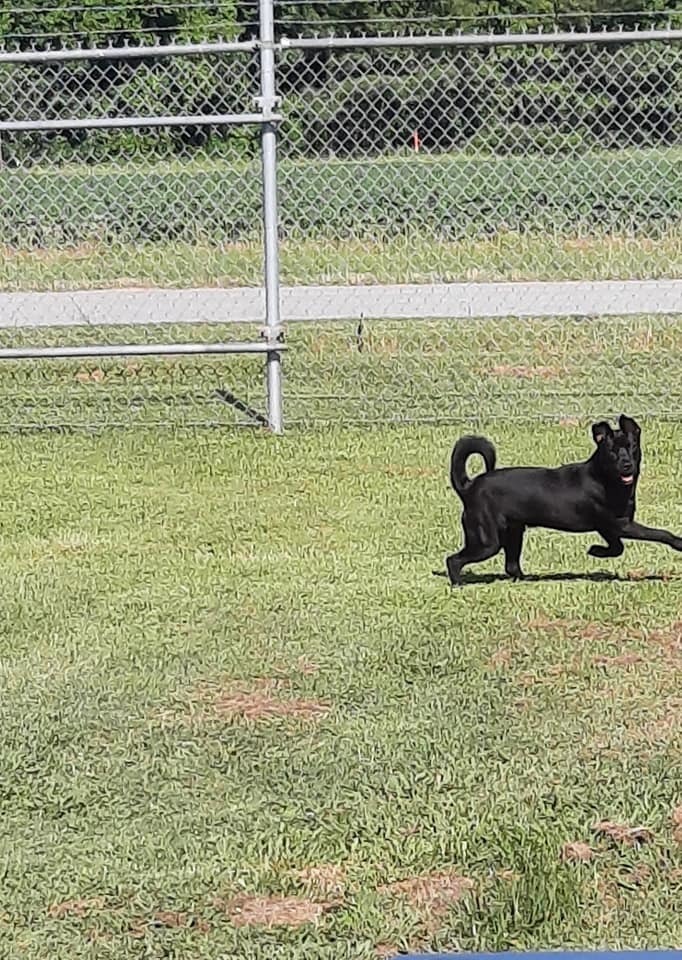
[0,0,283,432]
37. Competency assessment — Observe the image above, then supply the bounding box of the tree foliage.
[0,1,677,164]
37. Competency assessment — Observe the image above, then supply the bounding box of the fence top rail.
[0,37,258,65]
[0,25,679,64]
[280,26,682,50]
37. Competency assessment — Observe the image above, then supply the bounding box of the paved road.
[0,279,680,328]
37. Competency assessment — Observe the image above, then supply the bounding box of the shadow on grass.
[432,569,672,585]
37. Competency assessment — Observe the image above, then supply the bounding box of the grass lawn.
[0,313,679,429]
[1,146,680,290]
[1,419,682,958]
[1,232,681,291]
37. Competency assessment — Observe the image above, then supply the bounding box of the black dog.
[446,414,682,585]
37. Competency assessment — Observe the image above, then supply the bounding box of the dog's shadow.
[432,569,671,586]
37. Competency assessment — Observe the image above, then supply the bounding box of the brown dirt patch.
[375,944,399,959]
[378,871,473,915]
[579,623,617,642]
[563,238,595,251]
[593,820,654,847]
[203,678,330,722]
[627,568,679,583]
[293,865,346,897]
[672,808,682,845]
[596,876,621,914]
[647,621,682,657]
[366,335,400,357]
[625,864,652,887]
[523,616,682,669]
[592,653,643,668]
[220,894,331,929]
[486,363,568,380]
[629,329,656,353]
[129,911,211,938]
[488,647,513,669]
[49,898,105,919]
[561,841,593,863]
[75,367,106,384]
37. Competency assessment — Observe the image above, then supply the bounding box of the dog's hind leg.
[502,524,526,579]
[446,512,501,586]
[588,531,625,559]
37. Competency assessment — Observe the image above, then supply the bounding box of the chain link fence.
[278,34,682,425]
[0,13,680,429]
[0,41,271,429]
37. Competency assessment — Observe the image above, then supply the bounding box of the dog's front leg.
[588,531,625,558]
[616,519,682,552]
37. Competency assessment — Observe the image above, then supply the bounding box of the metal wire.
[0,20,679,429]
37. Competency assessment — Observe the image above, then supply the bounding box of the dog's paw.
[588,544,608,558]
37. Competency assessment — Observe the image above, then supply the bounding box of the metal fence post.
[259,0,283,433]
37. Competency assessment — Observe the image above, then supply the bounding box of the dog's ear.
[591,421,613,444]
[619,414,641,437]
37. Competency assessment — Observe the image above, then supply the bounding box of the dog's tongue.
[621,475,634,485]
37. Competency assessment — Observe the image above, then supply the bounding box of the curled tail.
[450,435,496,500]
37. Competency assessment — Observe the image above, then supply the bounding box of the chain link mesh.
[277,38,682,425]
[0,27,680,429]
[0,46,267,429]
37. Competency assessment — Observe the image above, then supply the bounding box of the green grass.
[1,419,682,959]
[1,147,679,289]
[0,314,678,429]
[1,232,680,291]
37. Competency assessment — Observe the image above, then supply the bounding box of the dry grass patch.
[592,653,644,668]
[48,898,105,919]
[219,894,333,929]
[375,943,399,958]
[561,841,594,863]
[292,865,346,897]
[200,678,330,722]
[487,647,513,669]
[593,820,654,848]
[378,870,474,916]
[485,363,570,380]
[646,621,682,657]
[625,864,652,887]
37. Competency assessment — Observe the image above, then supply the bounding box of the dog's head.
[591,414,641,487]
